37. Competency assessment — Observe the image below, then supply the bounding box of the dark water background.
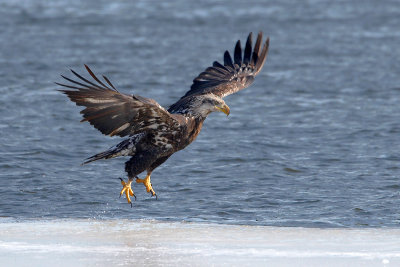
[0,0,399,227]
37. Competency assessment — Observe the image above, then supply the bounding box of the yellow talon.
[119,178,136,206]
[136,173,157,199]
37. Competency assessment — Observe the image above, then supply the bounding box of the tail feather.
[82,150,117,165]
[82,133,145,165]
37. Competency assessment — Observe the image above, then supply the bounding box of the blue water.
[0,0,399,227]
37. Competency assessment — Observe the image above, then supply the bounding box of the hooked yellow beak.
[216,104,230,116]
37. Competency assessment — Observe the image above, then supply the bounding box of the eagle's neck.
[186,116,205,145]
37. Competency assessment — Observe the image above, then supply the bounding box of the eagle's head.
[189,94,230,118]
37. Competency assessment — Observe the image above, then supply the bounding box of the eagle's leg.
[136,172,157,199]
[119,177,136,207]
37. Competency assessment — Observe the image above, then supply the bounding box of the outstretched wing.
[183,32,269,99]
[58,65,181,137]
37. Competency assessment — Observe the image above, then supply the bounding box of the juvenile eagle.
[58,32,269,205]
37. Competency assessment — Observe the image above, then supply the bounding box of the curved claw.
[129,187,137,201]
[149,188,157,199]
[129,192,136,208]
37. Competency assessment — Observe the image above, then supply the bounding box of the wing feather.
[181,32,269,99]
[234,40,242,66]
[58,66,182,137]
[243,32,252,65]
[255,38,270,75]
[212,61,231,74]
[224,51,234,68]
[84,64,113,91]
[250,32,262,66]
[102,75,117,90]
[70,69,104,91]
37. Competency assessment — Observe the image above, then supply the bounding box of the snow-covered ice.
[0,220,399,266]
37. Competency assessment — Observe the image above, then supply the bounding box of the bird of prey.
[58,32,269,206]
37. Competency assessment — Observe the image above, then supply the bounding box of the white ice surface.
[0,220,399,267]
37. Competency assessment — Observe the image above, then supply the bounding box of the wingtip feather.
[224,50,234,68]
[243,32,253,65]
[234,40,242,65]
[254,37,270,74]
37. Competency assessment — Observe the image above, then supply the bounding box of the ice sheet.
[0,220,399,266]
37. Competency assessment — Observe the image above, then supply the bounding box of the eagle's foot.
[136,174,157,199]
[119,177,136,207]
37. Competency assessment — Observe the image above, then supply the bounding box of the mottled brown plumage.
[58,32,269,203]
